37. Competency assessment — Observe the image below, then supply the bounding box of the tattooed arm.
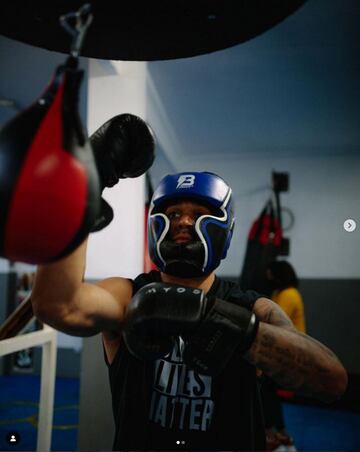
[244,297,348,403]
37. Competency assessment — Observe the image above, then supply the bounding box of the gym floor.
[0,374,359,451]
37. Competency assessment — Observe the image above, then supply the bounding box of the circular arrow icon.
[343,219,356,232]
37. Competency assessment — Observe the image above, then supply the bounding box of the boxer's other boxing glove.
[90,114,155,232]
[183,297,259,376]
[122,282,259,376]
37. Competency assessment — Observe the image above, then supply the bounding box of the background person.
[267,260,305,333]
[262,260,306,451]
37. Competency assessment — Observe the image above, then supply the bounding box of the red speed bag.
[0,57,100,264]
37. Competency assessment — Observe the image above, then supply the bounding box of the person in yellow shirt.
[262,260,306,451]
[269,261,306,333]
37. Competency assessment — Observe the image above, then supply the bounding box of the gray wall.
[78,335,114,452]
[300,279,360,374]
[0,35,88,124]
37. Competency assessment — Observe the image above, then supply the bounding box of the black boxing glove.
[90,114,155,232]
[91,113,155,189]
[89,198,114,232]
[183,297,259,376]
[122,282,259,376]
[123,282,206,360]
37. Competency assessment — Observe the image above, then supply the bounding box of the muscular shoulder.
[253,297,297,331]
[96,276,134,307]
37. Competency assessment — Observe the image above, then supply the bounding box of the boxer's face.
[164,200,211,244]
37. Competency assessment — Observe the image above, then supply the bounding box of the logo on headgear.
[176,174,195,189]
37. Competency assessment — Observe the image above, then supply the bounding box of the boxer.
[32,163,347,451]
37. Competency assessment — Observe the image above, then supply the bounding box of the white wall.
[85,60,147,280]
[165,152,360,279]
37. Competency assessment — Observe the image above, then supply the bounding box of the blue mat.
[284,402,360,451]
[0,375,79,451]
[1,375,360,451]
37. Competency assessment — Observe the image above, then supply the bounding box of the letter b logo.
[176,175,195,189]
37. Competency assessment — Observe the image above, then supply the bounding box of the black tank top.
[107,271,266,451]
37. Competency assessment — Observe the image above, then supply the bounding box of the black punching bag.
[0,57,100,264]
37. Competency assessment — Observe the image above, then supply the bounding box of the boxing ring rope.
[0,320,57,452]
[0,294,34,341]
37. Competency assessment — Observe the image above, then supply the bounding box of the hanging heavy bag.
[0,56,100,264]
[240,200,282,293]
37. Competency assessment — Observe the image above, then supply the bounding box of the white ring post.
[37,325,57,452]
[0,325,57,452]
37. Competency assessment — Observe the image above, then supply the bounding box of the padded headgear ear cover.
[0,58,100,264]
[148,172,235,277]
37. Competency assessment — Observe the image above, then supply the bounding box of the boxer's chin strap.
[160,240,208,278]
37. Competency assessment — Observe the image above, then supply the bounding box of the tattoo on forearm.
[246,323,339,400]
[264,308,293,328]
[255,298,295,330]
[294,331,340,360]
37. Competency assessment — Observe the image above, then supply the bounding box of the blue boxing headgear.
[148,172,235,277]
